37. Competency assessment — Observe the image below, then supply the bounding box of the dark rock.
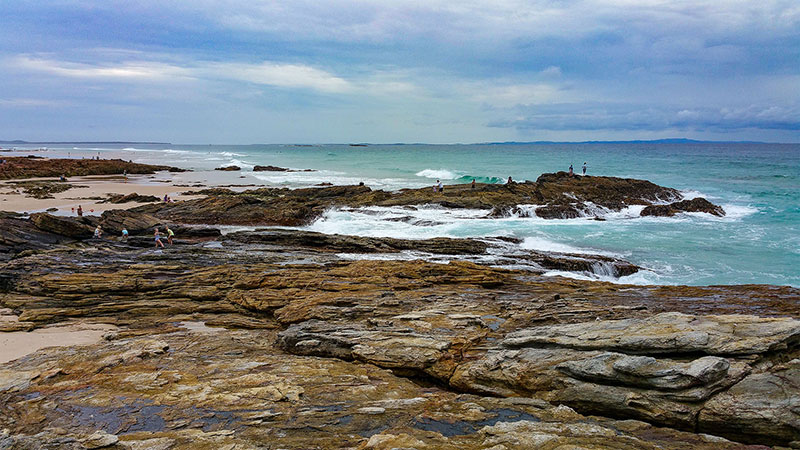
[99,209,162,235]
[29,213,95,239]
[102,193,161,204]
[0,156,183,180]
[535,204,583,219]
[641,197,726,217]
[215,166,241,171]
[253,165,289,172]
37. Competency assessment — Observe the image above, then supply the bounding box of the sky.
[0,0,798,144]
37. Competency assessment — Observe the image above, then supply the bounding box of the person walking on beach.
[166,226,174,245]
[582,162,587,175]
[154,228,164,248]
[123,170,127,183]
[77,205,83,216]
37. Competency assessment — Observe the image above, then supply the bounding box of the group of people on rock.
[568,162,588,176]
[91,224,174,248]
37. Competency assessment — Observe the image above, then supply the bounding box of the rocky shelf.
[0,157,185,180]
[0,174,796,449]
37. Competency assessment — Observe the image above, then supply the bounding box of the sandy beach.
[0,174,206,216]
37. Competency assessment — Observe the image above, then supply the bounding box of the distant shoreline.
[3,139,797,146]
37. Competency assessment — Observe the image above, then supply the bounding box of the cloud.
[8,55,355,93]
[489,103,800,132]
[202,62,351,93]
[11,55,188,80]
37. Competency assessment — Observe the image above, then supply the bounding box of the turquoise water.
[13,142,800,286]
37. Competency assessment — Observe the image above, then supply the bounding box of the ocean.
[8,142,800,287]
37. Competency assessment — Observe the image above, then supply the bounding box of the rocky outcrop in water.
[0,157,184,180]
[253,165,315,172]
[214,165,240,171]
[133,173,722,227]
[641,197,726,217]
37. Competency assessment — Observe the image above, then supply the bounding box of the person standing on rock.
[582,162,587,175]
[471,179,476,189]
[93,225,102,239]
[154,228,165,248]
[77,205,83,216]
[121,228,128,240]
[437,180,443,193]
[569,164,574,176]
[166,226,174,245]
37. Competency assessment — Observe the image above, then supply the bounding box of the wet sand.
[0,174,203,216]
[0,320,118,364]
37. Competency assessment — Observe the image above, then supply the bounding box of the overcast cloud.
[0,1,797,143]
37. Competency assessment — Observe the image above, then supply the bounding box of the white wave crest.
[416,169,458,180]
[520,236,620,257]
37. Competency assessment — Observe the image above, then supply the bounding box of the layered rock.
[29,212,96,239]
[280,312,800,445]
[0,326,764,449]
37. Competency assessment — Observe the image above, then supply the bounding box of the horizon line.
[2,138,798,146]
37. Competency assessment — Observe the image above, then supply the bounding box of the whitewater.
[9,141,799,287]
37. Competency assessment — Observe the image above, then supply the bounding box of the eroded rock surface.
[0,173,791,448]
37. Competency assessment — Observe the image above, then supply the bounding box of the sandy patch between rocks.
[0,318,118,364]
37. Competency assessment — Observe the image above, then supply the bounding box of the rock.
[641,197,726,217]
[0,156,183,180]
[226,229,491,255]
[100,209,162,235]
[120,437,175,450]
[133,185,373,226]
[534,204,583,219]
[8,180,77,199]
[0,214,74,257]
[215,166,240,171]
[697,359,800,445]
[29,213,95,239]
[253,165,289,171]
[502,312,800,355]
[102,193,161,204]
[133,173,717,226]
[83,431,118,449]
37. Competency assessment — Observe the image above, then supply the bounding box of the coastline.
[1,155,799,448]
